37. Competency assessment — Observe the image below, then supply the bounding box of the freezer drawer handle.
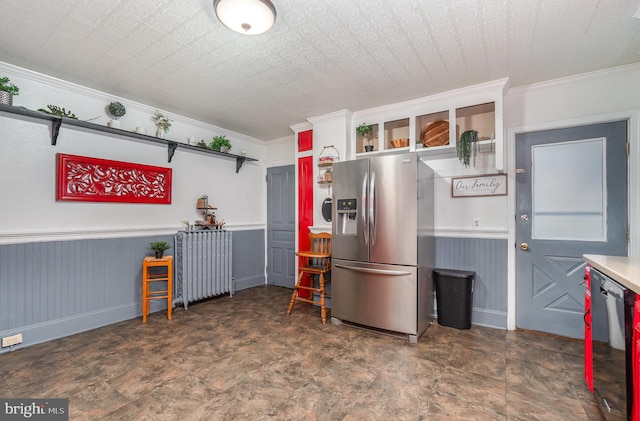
[334,263,411,276]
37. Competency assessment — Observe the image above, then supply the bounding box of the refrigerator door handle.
[334,263,412,276]
[370,171,376,245]
[362,172,368,245]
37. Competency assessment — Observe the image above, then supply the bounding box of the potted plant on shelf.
[210,135,232,153]
[197,194,208,209]
[457,130,479,167]
[151,110,172,138]
[107,101,126,128]
[357,123,374,152]
[0,76,19,106]
[149,240,171,258]
[37,104,78,119]
[324,166,333,183]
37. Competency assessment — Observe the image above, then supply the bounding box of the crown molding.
[0,60,265,145]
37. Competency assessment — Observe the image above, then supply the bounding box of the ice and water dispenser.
[336,198,357,235]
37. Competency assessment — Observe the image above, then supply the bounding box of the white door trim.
[506,108,640,330]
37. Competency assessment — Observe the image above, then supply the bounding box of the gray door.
[516,121,628,338]
[267,165,296,288]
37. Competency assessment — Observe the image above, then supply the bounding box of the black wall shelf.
[0,104,258,172]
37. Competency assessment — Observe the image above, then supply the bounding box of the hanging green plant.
[37,104,78,119]
[456,130,479,167]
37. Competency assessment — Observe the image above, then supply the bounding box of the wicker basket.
[390,138,409,148]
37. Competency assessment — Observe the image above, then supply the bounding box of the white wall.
[307,110,351,232]
[0,62,267,244]
[264,135,295,168]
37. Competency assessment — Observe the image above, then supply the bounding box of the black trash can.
[433,268,475,329]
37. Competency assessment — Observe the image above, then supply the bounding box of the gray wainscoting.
[0,229,265,353]
[231,229,265,291]
[435,237,508,329]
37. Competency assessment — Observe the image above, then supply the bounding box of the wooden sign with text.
[451,174,507,197]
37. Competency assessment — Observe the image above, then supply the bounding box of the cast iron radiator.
[174,230,233,309]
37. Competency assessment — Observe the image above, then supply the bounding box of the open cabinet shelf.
[352,78,507,170]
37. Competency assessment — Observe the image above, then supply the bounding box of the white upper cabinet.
[351,78,508,171]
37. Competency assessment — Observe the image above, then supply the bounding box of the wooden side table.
[142,256,173,323]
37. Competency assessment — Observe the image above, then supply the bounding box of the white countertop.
[583,254,640,294]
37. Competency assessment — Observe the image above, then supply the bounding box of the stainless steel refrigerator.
[331,153,434,343]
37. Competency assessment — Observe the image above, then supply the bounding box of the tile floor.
[0,286,605,420]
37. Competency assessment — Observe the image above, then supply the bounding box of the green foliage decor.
[148,240,171,253]
[108,101,126,119]
[0,77,19,95]
[151,110,172,131]
[37,105,78,119]
[457,130,479,167]
[209,135,231,151]
[356,123,372,137]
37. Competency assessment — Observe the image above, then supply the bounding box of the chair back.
[308,232,331,269]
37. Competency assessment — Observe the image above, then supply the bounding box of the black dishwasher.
[590,268,635,421]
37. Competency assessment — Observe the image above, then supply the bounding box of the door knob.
[520,243,529,251]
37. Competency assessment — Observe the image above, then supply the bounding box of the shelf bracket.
[235,156,247,173]
[168,142,178,162]
[51,118,62,145]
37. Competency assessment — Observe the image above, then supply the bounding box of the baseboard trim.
[235,275,266,291]
[0,302,150,354]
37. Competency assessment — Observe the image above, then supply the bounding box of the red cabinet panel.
[584,266,593,392]
[298,130,313,152]
[633,295,640,421]
[297,154,313,298]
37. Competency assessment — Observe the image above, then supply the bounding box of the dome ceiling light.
[213,0,277,35]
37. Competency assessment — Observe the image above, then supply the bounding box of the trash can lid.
[433,268,476,278]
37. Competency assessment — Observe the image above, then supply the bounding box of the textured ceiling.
[0,0,639,140]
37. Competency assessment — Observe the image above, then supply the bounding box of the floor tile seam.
[504,379,582,403]
[505,391,593,419]
[505,342,582,357]
[440,364,508,389]
[66,377,134,416]
[220,388,279,416]
[427,390,509,419]
[3,352,93,390]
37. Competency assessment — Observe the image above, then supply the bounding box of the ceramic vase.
[0,91,13,106]
[156,127,165,138]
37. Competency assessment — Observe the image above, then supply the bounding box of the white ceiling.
[1,0,639,140]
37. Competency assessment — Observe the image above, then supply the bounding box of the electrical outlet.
[473,218,480,229]
[2,333,23,347]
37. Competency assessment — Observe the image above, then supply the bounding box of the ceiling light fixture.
[213,0,277,35]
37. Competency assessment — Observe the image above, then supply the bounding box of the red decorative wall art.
[56,153,172,204]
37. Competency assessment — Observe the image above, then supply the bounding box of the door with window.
[515,121,628,338]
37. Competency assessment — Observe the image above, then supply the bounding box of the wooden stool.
[142,256,173,323]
